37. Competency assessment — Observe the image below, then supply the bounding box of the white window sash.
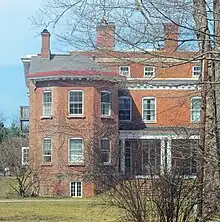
[101,139,111,164]
[101,91,112,116]
[144,66,155,77]
[191,97,201,122]
[42,139,52,162]
[70,182,82,197]
[42,91,52,117]
[68,91,84,115]
[142,98,156,122]
[68,139,84,163]
[119,66,130,76]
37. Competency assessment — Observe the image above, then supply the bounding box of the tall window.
[69,90,84,115]
[42,91,52,117]
[101,139,110,164]
[142,97,156,122]
[144,66,155,77]
[70,181,82,197]
[42,138,52,163]
[191,97,201,122]
[119,97,132,121]
[101,91,112,116]
[192,66,201,77]
[22,147,29,165]
[68,139,84,163]
[119,66,130,76]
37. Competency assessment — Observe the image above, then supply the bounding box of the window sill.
[135,175,196,179]
[144,75,155,78]
[102,162,112,166]
[143,120,156,124]
[190,121,201,124]
[119,120,132,122]
[41,162,52,166]
[67,163,85,167]
[100,115,114,119]
[41,116,53,120]
[67,115,85,119]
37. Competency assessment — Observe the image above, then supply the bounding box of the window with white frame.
[68,138,84,163]
[119,66,130,76]
[192,66,201,77]
[42,138,52,163]
[69,90,84,115]
[142,97,156,122]
[144,66,155,77]
[42,91,52,117]
[22,147,29,165]
[101,139,110,164]
[119,97,132,121]
[101,91,112,116]
[191,97,201,122]
[70,181,82,197]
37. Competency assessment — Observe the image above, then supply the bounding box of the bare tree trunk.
[213,0,220,174]
[192,0,213,218]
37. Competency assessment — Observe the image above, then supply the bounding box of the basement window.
[70,181,82,197]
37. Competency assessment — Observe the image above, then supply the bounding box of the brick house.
[21,20,202,197]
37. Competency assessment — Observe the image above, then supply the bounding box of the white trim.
[118,96,132,122]
[100,138,111,165]
[119,66,130,77]
[70,181,83,198]
[42,138,52,163]
[125,83,200,91]
[100,91,112,117]
[21,147,29,165]
[95,57,200,63]
[68,90,84,117]
[142,97,156,123]
[42,90,53,118]
[143,66,156,78]
[119,131,200,140]
[68,138,84,164]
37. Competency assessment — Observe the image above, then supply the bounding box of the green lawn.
[0,199,122,222]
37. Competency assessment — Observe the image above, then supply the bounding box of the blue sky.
[0,1,63,124]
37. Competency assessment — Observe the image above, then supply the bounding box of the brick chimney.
[96,17,115,50]
[41,29,51,59]
[164,23,179,52]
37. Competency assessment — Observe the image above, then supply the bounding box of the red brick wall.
[28,80,119,197]
[129,90,199,128]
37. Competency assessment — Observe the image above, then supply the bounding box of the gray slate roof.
[29,54,113,74]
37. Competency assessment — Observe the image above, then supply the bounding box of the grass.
[0,199,122,222]
[0,177,122,221]
[0,177,16,198]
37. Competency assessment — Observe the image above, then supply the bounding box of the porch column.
[120,139,125,175]
[160,138,166,172]
[167,138,172,171]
